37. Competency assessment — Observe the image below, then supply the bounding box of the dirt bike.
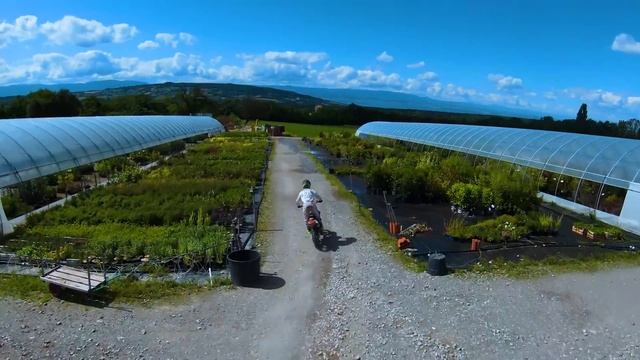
[298,200,323,246]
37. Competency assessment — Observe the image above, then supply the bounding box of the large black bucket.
[227,250,261,286]
[428,253,447,276]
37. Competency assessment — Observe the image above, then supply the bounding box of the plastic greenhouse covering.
[356,121,640,191]
[0,115,224,188]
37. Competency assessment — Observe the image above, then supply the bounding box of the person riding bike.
[296,179,323,231]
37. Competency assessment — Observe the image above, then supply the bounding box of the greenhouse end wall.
[620,185,640,234]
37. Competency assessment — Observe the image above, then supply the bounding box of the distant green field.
[258,121,357,138]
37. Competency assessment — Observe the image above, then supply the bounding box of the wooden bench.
[41,265,107,293]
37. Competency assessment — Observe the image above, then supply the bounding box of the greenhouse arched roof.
[356,121,640,190]
[0,115,224,188]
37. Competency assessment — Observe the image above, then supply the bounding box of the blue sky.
[0,0,639,120]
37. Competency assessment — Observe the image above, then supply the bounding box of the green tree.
[576,103,588,122]
[81,96,104,115]
[23,89,81,117]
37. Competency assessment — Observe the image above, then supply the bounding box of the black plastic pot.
[428,253,447,276]
[227,250,261,286]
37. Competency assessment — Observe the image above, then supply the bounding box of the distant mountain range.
[0,80,545,119]
[273,86,544,119]
[74,82,328,107]
[0,80,146,97]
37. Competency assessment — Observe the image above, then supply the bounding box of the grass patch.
[305,151,426,272]
[255,141,276,250]
[463,251,640,279]
[0,273,52,304]
[0,273,232,305]
[104,276,233,305]
[258,120,357,138]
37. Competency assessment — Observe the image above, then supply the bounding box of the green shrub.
[437,155,474,188]
[445,216,468,239]
[16,244,49,260]
[23,221,229,265]
[448,183,493,214]
[484,167,539,213]
[110,166,145,184]
[528,213,561,235]
[446,214,534,243]
[365,164,394,193]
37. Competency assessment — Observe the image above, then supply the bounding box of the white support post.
[0,197,14,237]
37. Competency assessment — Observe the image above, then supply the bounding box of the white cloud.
[406,61,425,69]
[178,32,196,45]
[262,50,326,64]
[424,79,533,109]
[0,15,39,48]
[426,81,479,99]
[153,32,196,48]
[601,91,622,106]
[0,50,129,83]
[426,82,442,96]
[376,51,394,63]
[354,69,401,87]
[40,15,138,47]
[628,96,640,106]
[126,53,208,78]
[417,71,438,81]
[544,91,557,100]
[316,64,402,89]
[562,88,625,107]
[316,65,357,87]
[444,83,477,98]
[488,73,523,91]
[404,71,438,91]
[612,33,640,55]
[155,33,176,47]
[0,50,218,84]
[137,40,159,50]
[212,51,328,84]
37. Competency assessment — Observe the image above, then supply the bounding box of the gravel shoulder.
[2,137,640,359]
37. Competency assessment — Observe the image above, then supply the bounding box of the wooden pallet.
[41,265,106,293]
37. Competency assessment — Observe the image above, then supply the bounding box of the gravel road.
[2,137,640,359]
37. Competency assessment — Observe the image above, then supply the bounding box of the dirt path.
[2,137,640,359]
[249,137,335,358]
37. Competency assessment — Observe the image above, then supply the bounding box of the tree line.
[1,88,639,140]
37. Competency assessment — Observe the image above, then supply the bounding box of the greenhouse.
[356,121,640,235]
[0,115,224,234]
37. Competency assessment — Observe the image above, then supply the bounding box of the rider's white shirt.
[296,188,322,206]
